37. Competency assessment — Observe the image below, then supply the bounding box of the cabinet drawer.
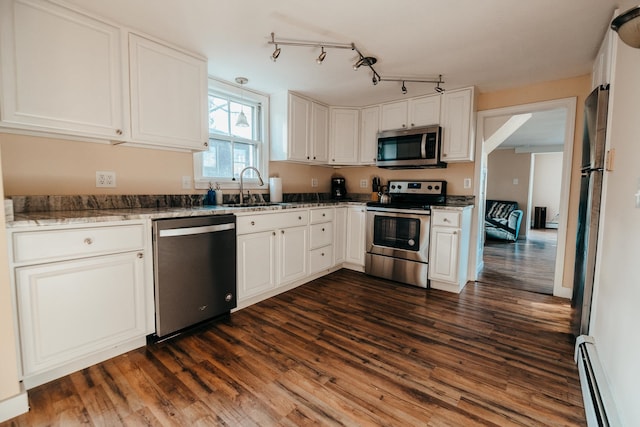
[310,208,334,224]
[309,245,334,274]
[12,224,145,264]
[309,222,333,249]
[431,210,461,228]
[236,210,309,234]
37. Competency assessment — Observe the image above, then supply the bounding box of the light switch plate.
[311,178,318,187]
[360,179,368,188]
[182,175,192,189]
[463,178,471,189]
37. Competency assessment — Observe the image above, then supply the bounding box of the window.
[194,78,268,190]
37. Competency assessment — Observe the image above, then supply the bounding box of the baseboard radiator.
[574,336,620,426]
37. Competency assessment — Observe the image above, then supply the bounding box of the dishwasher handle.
[158,222,235,238]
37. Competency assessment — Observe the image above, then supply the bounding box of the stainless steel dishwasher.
[152,215,236,340]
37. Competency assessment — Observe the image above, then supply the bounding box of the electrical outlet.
[513,178,519,185]
[96,171,116,188]
[463,178,472,189]
[182,175,192,189]
[360,179,368,188]
[311,178,318,188]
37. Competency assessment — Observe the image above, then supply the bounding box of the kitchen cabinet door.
[334,207,347,265]
[287,93,312,161]
[440,87,475,162]
[310,102,329,163]
[278,225,308,285]
[345,206,366,268]
[359,106,379,164]
[129,33,208,151]
[380,100,408,131]
[16,252,146,378]
[409,95,441,128]
[329,108,360,165]
[0,0,125,139]
[429,226,460,283]
[237,230,277,301]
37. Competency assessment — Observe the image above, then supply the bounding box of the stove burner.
[371,179,446,210]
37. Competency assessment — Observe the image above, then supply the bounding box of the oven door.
[365,207,430,263]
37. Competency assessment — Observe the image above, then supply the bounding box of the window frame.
[194,77,269,191]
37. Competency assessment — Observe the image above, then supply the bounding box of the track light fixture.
[270,33,281,62]
[268,32,444,93]
[316,47,327,64]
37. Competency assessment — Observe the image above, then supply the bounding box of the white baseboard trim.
[0,389,29,423]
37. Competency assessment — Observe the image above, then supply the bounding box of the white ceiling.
[61,0,623,107]
[500,109,569,151]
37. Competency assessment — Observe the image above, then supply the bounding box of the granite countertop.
[6,201,368,228]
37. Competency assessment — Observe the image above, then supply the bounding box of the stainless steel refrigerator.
[571,85,609,337]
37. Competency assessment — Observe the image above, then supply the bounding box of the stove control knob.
[435,185,440,190]
[391,185,396,189]
[427,185,433,190]
[397,185,402,189]
[408,239,415,246]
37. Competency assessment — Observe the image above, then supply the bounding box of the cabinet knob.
[453,231,458,235]
[84,238,93,245]
[137,252,143,259]
[322,228,325,232]
[116,129,123,136]
[298,216,302,220]
[272,231,276,236]
[313,156,316,160]
[410,123,415,127]
[307,156,310,160]
[321,252,325,256]
[203,141,209,148]
[322,213,326,217]
[442,153,447,157]
[251,221,255,226]
[281,230,285,234]
[443,218,449,222]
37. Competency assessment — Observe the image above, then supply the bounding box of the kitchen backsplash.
[9,192,374,213]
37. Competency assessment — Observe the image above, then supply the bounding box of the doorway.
[468,98,577,298]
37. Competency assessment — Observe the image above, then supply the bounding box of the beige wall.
[0,149,22,402]
[477,74,592,288]
[0,133,195,196]
[486,149,531,236]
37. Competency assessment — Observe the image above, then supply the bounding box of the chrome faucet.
[239,166,264,204]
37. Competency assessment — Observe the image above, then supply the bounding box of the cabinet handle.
[251,221,255,226]
[116,129,123,136]
[84,238,93,245]
[137,252,143,259]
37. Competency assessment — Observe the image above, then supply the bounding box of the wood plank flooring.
[2,269,585,426]
[478,229,558,295]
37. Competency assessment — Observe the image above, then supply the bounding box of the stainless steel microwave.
[376,125,446,168]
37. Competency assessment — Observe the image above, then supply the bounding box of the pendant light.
[235,77,249,127]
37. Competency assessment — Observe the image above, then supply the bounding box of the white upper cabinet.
[128,34,208,151]
[409,95,441,128]
[379,95,440,131]
[592,25,613,89]
[310,101,329,163]
[0,0,125,139]
[0,0,209,151]
[270,92,329,163]
[359,105,379,164]
[329,107,360,165]
[440,87,476,162]
[380,101,408,131]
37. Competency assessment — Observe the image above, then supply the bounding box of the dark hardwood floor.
[2,269,584,426]
[478,229,558,295]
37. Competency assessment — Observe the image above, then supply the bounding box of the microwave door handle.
[420,133,427,158]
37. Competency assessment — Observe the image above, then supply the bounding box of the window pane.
[209,96,229,135]
[202,139,233,178]
[230,101,254,139]
[233,142,257,178]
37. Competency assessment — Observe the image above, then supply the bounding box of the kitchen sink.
[222,202,283,208]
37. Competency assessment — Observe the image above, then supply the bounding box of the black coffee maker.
[331,177,347,199]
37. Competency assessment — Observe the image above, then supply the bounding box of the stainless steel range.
[365,180,446,288]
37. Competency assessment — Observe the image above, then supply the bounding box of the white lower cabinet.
[8,220,152,389]
[345,206,366,269]
[16,252,146,378]
[428,208,472,293]
[333,207,348,264]
[236,211,309,304]
[309,207,335,275]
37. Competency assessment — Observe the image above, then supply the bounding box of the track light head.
[401,81,407,94]
[316,47,326,64]
[353,56,377,70]
[271,45,281,62]
[372,75,378,85]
